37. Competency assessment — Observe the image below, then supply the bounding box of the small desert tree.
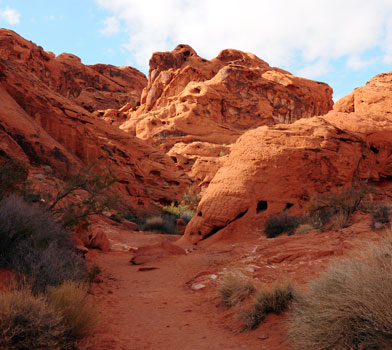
[47,162,117,228]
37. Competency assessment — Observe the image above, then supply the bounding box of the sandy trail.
[81,215,378,350]
[82,229,263,350]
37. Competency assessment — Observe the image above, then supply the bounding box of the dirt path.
[82,231,262,350]
[80,215,380,350]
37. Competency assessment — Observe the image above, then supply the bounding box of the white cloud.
[346,55,377,70]
[296,60,331,79]
[101,16,120,36]
[95,0,392,72]
[0,6,20,25]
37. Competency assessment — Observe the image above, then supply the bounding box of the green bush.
[265,214,303,238]
[289,236,392,350]
[242,280,295,330]
[0,288,71,350]
[163,202,195,224]
[219,271,255,307]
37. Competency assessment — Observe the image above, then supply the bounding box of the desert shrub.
[13,241,86,294]
[372,204,391,228]
[242,280,295,330]
[0,158,28,200]
[0,288,71,350]
[163,202,195,224]
[122,209,145,227]
[48,162,117,228]
[219,271,255,307]
[0,195,86,293]
[47,281,99,340]
[141,215,177,234]
[310,185,374,229]
[289,236,392,350]
[0,195,68,263]
[265,213,303,238]
[329,210,350,230]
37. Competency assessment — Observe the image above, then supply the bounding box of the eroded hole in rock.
[197,211,202,217]
[370,145,379,154]
[168,180,180,186]
[285,203,294,210]
[170,156,177,163]
[257,201,268,213]
[150,170,161,177]
[184,51,190,57]
[198,231,202,235]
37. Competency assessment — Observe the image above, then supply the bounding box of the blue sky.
[2,0,392,101]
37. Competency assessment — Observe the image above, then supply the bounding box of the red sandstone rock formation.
[0,29,189,210]
[120,45,333,187]
[182,72,392,245]
[0,29,147,112]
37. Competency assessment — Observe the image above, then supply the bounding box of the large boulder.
[120,45,333,187]
[182,72,392,244]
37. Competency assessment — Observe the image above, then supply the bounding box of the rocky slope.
[0,29,189,210]
[183,72,392,244]
[119,45,333,187]
[0,29,147,112]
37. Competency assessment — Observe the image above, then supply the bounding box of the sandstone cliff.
[0,29,189,210]
[120,45,333,187]
[183,72,392,244]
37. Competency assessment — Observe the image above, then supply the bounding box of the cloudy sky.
[2,0,392,100]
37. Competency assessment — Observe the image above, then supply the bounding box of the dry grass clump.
[219,271,255,307]
[289,233,392,350]
[141,215,177,234]
[294,223,313,234]
[0,288,70,350]
[242,280,295,330]
[47,281,99,340]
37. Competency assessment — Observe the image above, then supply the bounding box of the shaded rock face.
[183,72,392,244]
[0,29,189,210]
[120,44,333,187]
[0,29,147,112]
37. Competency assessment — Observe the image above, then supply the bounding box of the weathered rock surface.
[0,29,147,112]
[182,72,392,244]
[0,29,189,210]
[120,45,333,187]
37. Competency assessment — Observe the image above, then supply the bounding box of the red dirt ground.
[81,213,384,350]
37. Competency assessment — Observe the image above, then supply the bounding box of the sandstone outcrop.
[182,72,392,244]
[0,29,147,112]
[0,29,189,210]
[120,45,333,187]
